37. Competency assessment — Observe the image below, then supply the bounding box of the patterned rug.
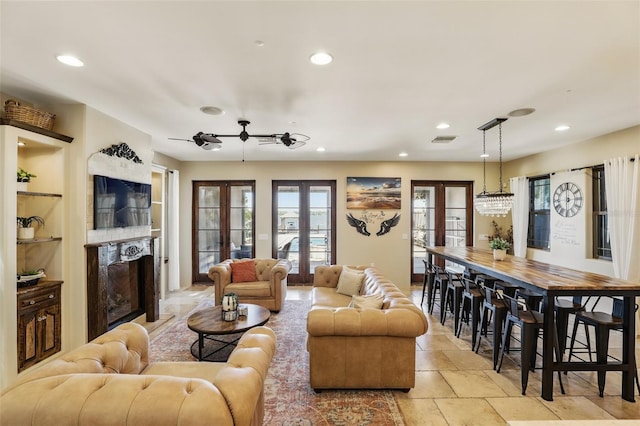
[149,298,405,425]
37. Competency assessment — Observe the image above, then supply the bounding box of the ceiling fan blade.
[288,140,306,149]
[168,137,194,142]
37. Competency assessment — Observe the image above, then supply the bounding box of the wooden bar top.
[426,246,640,294]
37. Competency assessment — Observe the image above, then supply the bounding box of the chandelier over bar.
[474,117,515,217]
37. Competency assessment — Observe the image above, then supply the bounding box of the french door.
[192,181,255,283]
[272,180,336,284]
[411,181,473,282]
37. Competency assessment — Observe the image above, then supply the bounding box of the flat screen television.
[94,175,151,229]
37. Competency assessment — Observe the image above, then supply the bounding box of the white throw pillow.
[336,268,365,296]
[349,293,384,309]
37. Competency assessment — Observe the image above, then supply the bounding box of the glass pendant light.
[474,118,514,217]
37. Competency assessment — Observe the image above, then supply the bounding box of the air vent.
[431,136,457,143]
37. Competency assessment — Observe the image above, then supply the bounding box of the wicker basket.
[4,99,55,130]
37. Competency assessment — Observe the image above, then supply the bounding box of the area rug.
[149,298,405,425]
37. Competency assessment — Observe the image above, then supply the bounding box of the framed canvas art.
[346,177,401,209]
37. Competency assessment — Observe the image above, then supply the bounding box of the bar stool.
[441,270,464,332]
[431,264,449,316]
[420,259,433,307]
[456,277,484,348]
[567,296,640,397]
[475,274,499,289]
[475,285,508,369]
[554,296,587,358]
[497,294,565,396]
[515,288,544,312]
[493,280,520,298]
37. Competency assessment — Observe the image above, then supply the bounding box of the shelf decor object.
[16,215,45,240]
[17,269,46,288]
[17,167,36,191]
[5,99,55,131]
[221,292,239,321]
[474,118,515,217]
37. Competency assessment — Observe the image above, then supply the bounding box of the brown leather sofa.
[307,265,428,391]
[208,258,292,312]
[0,323,276,426]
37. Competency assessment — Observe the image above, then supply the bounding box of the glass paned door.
[192,181,255,283]
[273,181,336,283]
[411,181,473,282]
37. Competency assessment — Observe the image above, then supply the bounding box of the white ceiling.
[1,1,639,162]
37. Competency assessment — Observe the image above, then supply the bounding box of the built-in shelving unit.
[2,119,73,376]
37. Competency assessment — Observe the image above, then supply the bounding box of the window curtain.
[604,154,640,335]
[509,176,529,258]
[167,170,181,292]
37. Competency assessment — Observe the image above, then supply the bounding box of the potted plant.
[489,237,511,261]
[17,168,36,191]
[16,215,45,240]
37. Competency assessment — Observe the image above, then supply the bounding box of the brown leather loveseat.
[307,265,428,391]
[208,258,292,312]
[0,323,276,426]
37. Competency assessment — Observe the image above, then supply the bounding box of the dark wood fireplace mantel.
[86,237,159,340]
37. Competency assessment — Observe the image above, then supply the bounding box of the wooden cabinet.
[17,281,62,372]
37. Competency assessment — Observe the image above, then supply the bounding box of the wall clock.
[553,182,583,217]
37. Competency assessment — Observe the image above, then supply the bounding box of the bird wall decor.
[346,211,400,237]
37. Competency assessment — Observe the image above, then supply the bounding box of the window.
[593,165,611,260]
[527,175,550,250]
[411,181,473,282]
[192,181,255,283]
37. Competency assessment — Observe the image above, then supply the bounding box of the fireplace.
[86,237,159,340]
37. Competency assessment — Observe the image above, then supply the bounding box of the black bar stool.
[493,280,520,298]
[567,296,640,397]
[554,296,587,358]
[515,288,544,312]
[497,294,565,396]
[441,270,464,333]
[475,285,508,369]
[456,277,484,348]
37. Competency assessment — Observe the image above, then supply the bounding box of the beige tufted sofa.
[208,258,292,312]
[0,323,276,426]
[308,265,428,391]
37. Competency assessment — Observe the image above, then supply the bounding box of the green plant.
[17,168,36,182]
[16,216,45,229]
[489,237,511,251]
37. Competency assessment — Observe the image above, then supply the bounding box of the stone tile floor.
[144,284,640,425]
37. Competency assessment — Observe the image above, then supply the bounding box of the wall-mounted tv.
[94,175,151,229]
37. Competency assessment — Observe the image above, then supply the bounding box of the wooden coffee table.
[187,304,270,361]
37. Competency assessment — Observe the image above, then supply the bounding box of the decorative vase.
[16,182,28,192]
[17,227,35,240]
[493,249,507,261]
[221,293,238,321]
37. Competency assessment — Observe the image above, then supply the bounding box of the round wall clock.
[553,182,583,217]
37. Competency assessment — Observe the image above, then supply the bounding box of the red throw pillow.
[231,260,257,283]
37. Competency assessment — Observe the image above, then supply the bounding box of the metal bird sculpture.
[346,213,370,236]
[376,213,400,236]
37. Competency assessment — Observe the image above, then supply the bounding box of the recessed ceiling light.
[480,153,490,158]
[17,141,26,147]
[316,147,326,152]
[399,152,408,157]
[56,55,84,67]
[555,125,571,131]
[310,52,333,65]
[254,40,265,47]
[508,108,536,117]
[200,106,225,116]
[436,123,450,129]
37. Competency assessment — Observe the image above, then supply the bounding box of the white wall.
[178,160,499,293]
[504,125,640,276]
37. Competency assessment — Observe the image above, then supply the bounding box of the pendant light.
[474,118,514,217]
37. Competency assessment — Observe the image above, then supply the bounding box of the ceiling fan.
[169,119,310,150]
